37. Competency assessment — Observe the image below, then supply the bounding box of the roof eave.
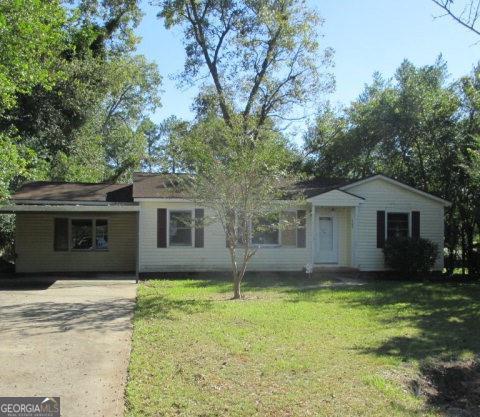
[10,199,137,206]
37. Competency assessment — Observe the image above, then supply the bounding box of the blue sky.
[136,0,479,131]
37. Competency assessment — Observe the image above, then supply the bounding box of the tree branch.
[432,0,480,36]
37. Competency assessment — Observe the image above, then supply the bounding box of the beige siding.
[15,212,137,273]
[138,201,310,272]
[347,178,445,271]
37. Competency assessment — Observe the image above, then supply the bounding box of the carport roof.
[11,182,133,203]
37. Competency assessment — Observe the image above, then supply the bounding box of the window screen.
[387,213,409,239]
[169,211,192,246]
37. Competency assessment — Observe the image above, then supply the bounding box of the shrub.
[0,214,15,263]
[383,237,438,275]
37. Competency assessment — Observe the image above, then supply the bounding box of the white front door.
[315,215,338,263]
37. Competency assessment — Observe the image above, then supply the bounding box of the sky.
[136,0,479,136]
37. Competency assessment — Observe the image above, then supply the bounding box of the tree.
[432,0,480,36]
[0,0,66,112]
[0,0,162,186]
[159,0,333,132]
[140,116,190,173]
[175,116,298,298]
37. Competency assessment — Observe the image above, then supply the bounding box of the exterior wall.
[347,178,445,271]
[138,201,311,272]
[15,212,137,273]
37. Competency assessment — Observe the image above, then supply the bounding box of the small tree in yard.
[175,116,299,299]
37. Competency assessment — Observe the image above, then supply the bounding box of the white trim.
[340,175,451,206]
[351,207,357,268]
[0,204,139,212]
[310,207,315,266]
[167,209,194,247]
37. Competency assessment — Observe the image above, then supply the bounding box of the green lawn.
[125,275,480,417]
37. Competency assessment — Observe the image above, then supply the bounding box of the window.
[252,215,279,245]
[71,219,93,250]
[387,213,409,239]
[61,218,108,251]
[95,219,108,250]
[280,211,297,246]
[169,211,192,246]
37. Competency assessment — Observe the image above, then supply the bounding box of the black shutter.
[297,210,307,248]
[54,218,69,251]
[157,209,167,248]
[412,211,420,240]
[377,211,385,248]
[195,209,204,248]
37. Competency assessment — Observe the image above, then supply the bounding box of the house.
[0,173,451,275]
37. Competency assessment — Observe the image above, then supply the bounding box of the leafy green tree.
[159,0,333,132]
[0,0,66,112]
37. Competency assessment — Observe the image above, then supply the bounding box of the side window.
[169,211,192,246]
[387,213,409,239]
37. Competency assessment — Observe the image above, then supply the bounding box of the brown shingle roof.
[10,174,359,203]
[12,182,133,203]
[292,177,352,198]
[132,173,187,199]
[132,173,352,199]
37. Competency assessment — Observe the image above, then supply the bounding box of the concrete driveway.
[0,278,137,417]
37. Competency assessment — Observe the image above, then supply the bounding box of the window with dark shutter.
[195,209,204,248]
[296,210,307,248]
[377,211,385,248]
[157,209,167,248]
[54,218,69,251]
[412,211,420,240]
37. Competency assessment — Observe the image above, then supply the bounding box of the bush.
[383,237,438,275]
[0,214,15,263]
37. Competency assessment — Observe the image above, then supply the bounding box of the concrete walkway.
[0,278,137,417]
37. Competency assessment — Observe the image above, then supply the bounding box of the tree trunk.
[232,274,242,299]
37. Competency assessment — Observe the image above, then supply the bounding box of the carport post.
[135,211,140,283]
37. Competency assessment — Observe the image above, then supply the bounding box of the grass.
[125,275,480,416]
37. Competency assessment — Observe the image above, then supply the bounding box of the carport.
[0,182,140,276]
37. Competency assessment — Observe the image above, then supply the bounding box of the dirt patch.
[412,359,480,416]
